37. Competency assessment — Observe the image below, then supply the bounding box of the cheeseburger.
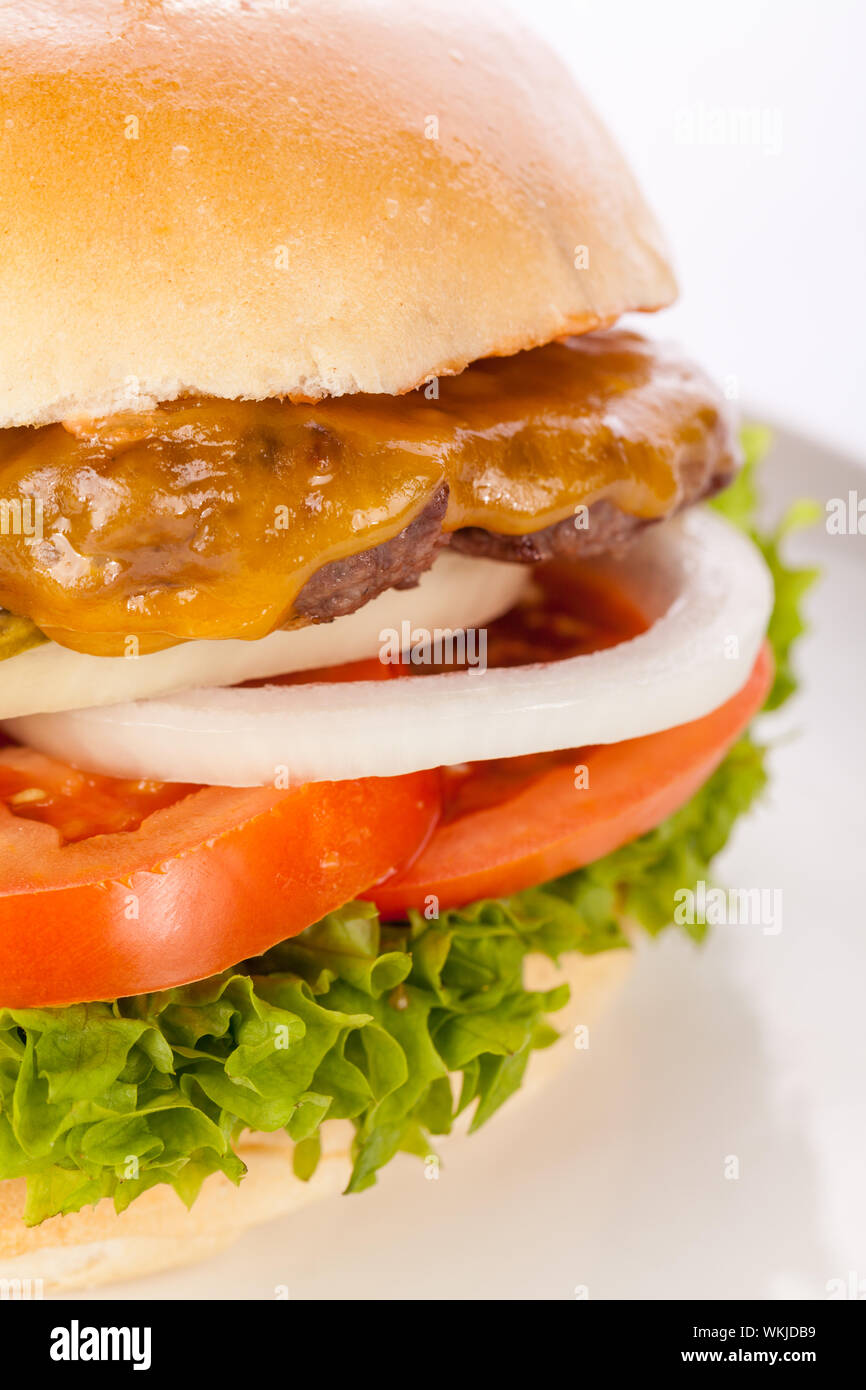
[0,0,810,1290]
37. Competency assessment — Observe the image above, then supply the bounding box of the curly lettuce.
[0,430,817,1225]
[0,610,46,662]
[712,423,820,709]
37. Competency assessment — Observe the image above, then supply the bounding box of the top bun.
[0,0,676,427]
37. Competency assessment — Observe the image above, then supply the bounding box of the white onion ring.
[0,551,529,719]
[3,510,772,787]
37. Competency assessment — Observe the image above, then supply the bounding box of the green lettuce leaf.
[712,423,820,710]
[0,610,46,662]
[0,427,817,1224]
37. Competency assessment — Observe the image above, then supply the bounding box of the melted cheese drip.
[0,330,728,655]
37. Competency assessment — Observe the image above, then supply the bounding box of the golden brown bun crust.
[0,0,676,427]
[0,949,632,1293]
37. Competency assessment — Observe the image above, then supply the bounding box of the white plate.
[67,424,866,1301]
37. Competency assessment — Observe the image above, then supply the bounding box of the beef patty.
[294,446,737,625]
[0,330,739,654]
[293,484,451,622]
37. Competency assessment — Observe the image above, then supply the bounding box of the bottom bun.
[0,948,632,1293]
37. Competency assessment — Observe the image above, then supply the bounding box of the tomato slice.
[241,656,398,688]
[369,644,773,917]
[0,750,198,843]
[0,763,439,1007]
[0,652,438,1008]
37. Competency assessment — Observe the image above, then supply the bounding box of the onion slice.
[3,510,773,787]
[0,551,529,718]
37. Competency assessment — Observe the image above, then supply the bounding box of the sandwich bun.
[0,0,675,428]
[0,948,632,1293]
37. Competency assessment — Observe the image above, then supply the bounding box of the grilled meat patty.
[294,449,736,625]
[0,330,737,654]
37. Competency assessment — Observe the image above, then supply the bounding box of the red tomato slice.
[0,763,439,1007]
[369,643,773,917]
[0,654,438,1008]
[241,656,398,688]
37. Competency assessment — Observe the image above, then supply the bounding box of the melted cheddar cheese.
[0,330,730,655]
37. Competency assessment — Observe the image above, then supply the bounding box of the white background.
[514,0,866,457]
